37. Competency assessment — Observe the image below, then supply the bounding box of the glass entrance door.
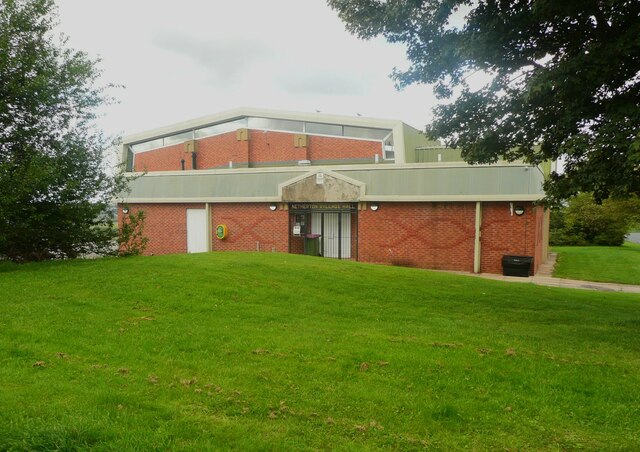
[312,212,351,258]
[289,203,357,260]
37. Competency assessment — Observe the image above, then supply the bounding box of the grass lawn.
[552,242,640,285]
[1,253,640,450]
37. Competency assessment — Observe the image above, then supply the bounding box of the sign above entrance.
[279,170,364,203]
[290,203,357,211]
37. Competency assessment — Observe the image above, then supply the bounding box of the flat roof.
[123,107,409,145]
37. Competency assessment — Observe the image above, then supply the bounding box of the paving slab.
[444,271,640,293]
[443,252,640,294]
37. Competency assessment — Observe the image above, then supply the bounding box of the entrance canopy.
[279,169,365,203]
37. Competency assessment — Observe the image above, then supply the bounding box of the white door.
[313,212,351,259]
[187,209,208,253]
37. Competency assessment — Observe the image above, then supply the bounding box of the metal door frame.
[288,203,358,260]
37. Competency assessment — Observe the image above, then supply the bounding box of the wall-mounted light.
[122,208,129,214]
[269,204,278,211]
[514,205,525,216]
[370,203,379,211]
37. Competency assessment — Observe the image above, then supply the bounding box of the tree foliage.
[328,0,640,203]
[0,0,126,261]
[550,193,640,246]
[117,209,149,257]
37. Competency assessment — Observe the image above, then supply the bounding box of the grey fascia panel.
[121,165,544,202]
[123,171,307,200]
[336,166,544,198]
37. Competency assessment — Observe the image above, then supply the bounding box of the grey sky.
[55,0,439,140]
[153,32,273,86]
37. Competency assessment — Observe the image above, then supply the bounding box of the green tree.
[0,0,126,261]
[550,193,640,246]
[329,0,640,204]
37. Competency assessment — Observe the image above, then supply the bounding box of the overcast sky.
[54,0,441,140]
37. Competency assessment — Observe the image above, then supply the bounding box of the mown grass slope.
[553,242,640,285]
[1,252,639,450]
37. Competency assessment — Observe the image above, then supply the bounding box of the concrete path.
[450,253,640,294]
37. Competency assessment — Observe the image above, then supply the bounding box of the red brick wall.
[289,213,306,255]
[358,202,477,271]
[308,135,381,161]
[133,133,248,172]
[133,130,383,171]
[118,203,205,255]
[134,143,195,172]
[119,201,547,275]
[249,130,308,164]
[211,203,289,253]
[290,236,305,254]
[480,202,539,274]
[244,131,381,163]
[196,132,249,169]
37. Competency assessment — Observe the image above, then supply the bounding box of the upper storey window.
[163,131,194,146]
[343,126,389,141]
[248,117,304,133]
[305,122,343,136]
[195,118,247,139]
[128,116,394,156]
[130,138,164,153]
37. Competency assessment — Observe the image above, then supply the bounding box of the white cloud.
[276,71,370,96]
[54,0,440,136]
[152,32,273,85]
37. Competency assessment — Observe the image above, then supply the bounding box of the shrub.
[550,193,640,246]
[117,210,149,256]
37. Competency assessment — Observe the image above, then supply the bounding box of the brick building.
[119,107,550,275]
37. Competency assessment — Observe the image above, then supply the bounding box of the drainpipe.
[474,201,482,273]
